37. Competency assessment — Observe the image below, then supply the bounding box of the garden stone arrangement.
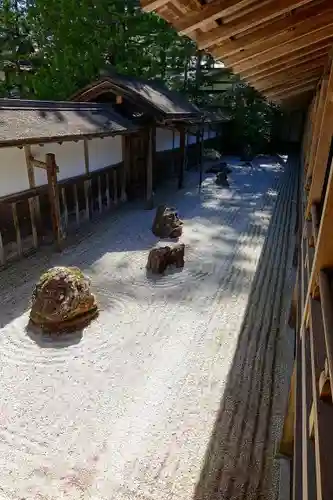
[146,243,185,274]
[152,205,183,239]
[29,266,98,333]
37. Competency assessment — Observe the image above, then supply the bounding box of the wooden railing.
[0,163,122,267]
[288,66,333,500]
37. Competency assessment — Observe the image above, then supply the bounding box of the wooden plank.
[278,365,295,457]
[309,297,333,500]
[83,139,90,174]
[0,231,5,266]
[175,0,255,35]
[222,10,333,67]
[30,157,59,172]
[113,169,118,205]
[105,173,110,209]
[61,187,68,230]
[28,197,38,249]
[73,184,80,226]
[207,0,332,53]
[192,0,314,47]
[310,203,320,246]
[230,26,333,74]
[11,202,22,258]
[97,174,103,213]
[46,153,62,250]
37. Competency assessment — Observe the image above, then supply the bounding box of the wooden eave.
[141,0,333,103]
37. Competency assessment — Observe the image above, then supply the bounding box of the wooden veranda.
[140,1,333,499]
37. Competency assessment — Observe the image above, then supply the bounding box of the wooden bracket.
[30,156,59,173]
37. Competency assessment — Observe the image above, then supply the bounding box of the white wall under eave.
[88,136,122,171]
[0,147,29,197]
[0,135,124,198]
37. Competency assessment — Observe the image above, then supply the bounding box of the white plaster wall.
[30,141,86,185]
[88,136,122,171]
[186,133,197,145]
[156,128,180,152]
[0,147,29,197]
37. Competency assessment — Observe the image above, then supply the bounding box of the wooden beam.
[256,68,323,93]
[193,0,314,48]
[174,0,256,35]
[209,1,332,55]
[265,76,320,98]
[249,56,327,85]
[240,41,332,79]
[178,126,186,190]
[121,135,129,202]
[140,0,169,13]
[267,83,317,101]
[229,25,333,74]
[224,14,333,67]
[306,59,333,213]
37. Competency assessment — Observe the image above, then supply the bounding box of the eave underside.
[141,0,333,105]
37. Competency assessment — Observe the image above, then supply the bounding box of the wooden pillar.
[178,126,186,190]
[46,153,62,250]
[121,135,129,202]
[146,127,154,209]
[83,139,90,174]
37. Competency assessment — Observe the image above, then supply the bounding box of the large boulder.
[152,205,183,239]
[29,266,98,333]
[215,171,230,187]
[147,244,185,274]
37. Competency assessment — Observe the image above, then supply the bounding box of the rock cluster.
[215,171,230,187]
[29,266,98,333]
[152,205,183,239]
[147,244,185,274]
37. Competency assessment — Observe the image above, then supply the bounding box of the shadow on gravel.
[192,159,296,500]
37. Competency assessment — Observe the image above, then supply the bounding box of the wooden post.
[61,187,68,230]
[172,128,176,175]
[146,127,154,209]
[97,174,103,213]
[84,179,90,220]
[11,202,22,258]
[46,153,62,250]
[83,139,90,174]
[178,126,186,190]
[0,231,4,266]
[199,125,204,190]
[105,173,110,209]
[121,136,128,202]
[113,169,118,205]
[28,197,38,249]
[73,184,80,226]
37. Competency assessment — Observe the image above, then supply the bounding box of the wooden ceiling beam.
[241,49,330,81]
[173,0,255,35]
[222,11,333,67]
[229,25,333,74]
[248,59,327,86]
[212,4,333,61]
[140,0,169,12]
[263,77,319,96]
[254,68,324,92]
[195,0,313,49]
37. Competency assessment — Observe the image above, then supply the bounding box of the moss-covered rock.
[29,266,98,333]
